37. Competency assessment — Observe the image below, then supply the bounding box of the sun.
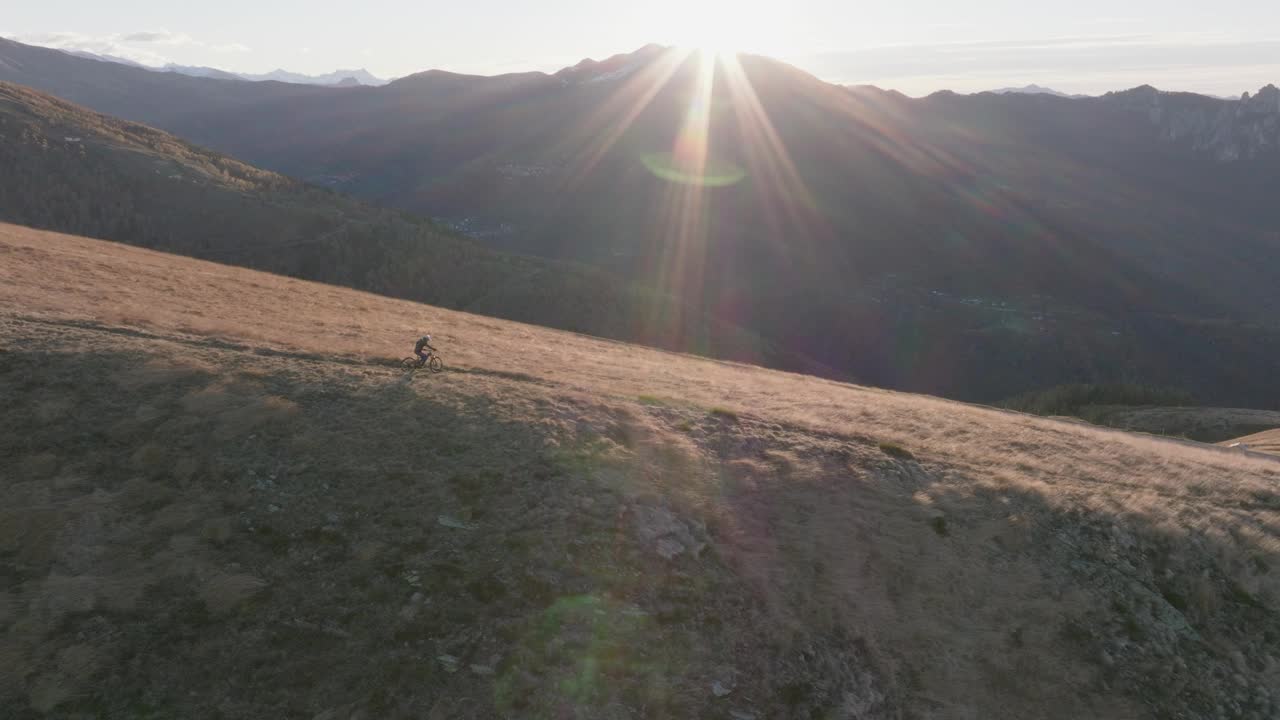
[668,0,773,56]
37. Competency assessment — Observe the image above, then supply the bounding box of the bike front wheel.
[428,356,444,373]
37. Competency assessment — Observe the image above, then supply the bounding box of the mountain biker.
[414,334,437,364]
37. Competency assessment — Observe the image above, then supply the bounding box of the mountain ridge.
[33,36,1268,99]
[32,41,389,86]
[988,83,1087,98]
[238,67,387,86]
[2,37,1279,407]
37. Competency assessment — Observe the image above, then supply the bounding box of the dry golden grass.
[1223,429,1280,456]
[3,222,1280,718]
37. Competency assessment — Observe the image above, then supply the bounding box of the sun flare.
[668,0,774,56]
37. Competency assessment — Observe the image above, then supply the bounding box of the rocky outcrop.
[1110,84,1280,161]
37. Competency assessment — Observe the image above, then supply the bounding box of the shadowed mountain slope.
[0,80,781,368]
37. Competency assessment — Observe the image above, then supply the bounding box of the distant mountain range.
[238,67,388,86]
[51,45,388,86]
[987,84,1089,99]
[64,49,148,68]
[2,36,1279,406]
[160,63,244,81]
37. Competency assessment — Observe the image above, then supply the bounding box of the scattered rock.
[200,574,267,614]
[631,501,707,561]
[470,664,495,676]
[656,537,686,560]
[437,655,460,673]
[437,515,477,530]
[711,667,738,698]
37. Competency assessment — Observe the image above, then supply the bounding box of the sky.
[4,0,1279,96]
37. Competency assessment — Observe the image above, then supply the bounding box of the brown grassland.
[2,222,1279,719]
[1222,430,1280,457]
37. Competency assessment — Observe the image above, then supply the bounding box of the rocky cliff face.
[1112,84,1280,161]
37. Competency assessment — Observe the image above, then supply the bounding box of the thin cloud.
[121,31,175,43]
[15,29,249,68]
[15,31,171,66]
[121,29,249,53]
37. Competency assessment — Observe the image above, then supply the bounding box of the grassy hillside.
[0,81,776,368]
[1223,430,1280,456]
[3,223,1279,718]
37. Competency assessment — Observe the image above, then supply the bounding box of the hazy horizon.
[5,1,1279,97]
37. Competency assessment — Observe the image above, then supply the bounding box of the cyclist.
[413,334,438,365]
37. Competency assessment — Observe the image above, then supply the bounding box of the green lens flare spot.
[641,152,746,187]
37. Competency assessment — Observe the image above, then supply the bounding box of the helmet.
[423,334,432,342]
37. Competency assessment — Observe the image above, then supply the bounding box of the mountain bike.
[401,353,444,373]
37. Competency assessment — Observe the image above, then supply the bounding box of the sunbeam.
[645,49,721,347]
[558,47,693,193]
[719,52,820,232]
[641,49,745,188]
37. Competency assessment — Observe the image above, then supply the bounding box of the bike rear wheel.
[428,356,444,373]
[401,357,423,370]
